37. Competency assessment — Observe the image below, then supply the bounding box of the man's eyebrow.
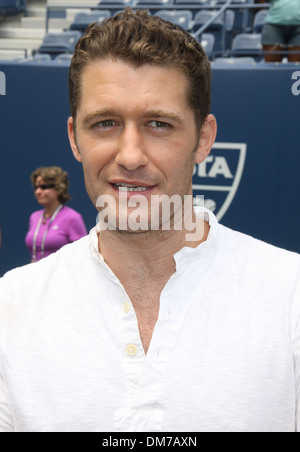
[145,110,183,123]
[81,109,119,126]
[81,108,183,126]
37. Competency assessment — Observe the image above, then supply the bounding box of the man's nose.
[115,124,148,171]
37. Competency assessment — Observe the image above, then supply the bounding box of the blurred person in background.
[25,166,87,262]
[260,0,300,62]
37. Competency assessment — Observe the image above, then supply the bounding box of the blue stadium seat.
[0,0,27,16]
[192,10,235,54]
[195,33,215,60]
[253,9,268,34]
[135,0,174,6]
[231,33,262,60]
[174,0,211,4]
[53,54,73,65]
[216,0,255,33]
[70,11,111,33]
[97,0,133,5]
[155,10,193,31]
[17,54,52,64]
[55,53,73,61]
[38,31,81,58]
[214,56,255,64]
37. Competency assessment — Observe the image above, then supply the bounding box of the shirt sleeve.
[0,279,14,432]
[67,212,87,243]
[295,313,300,432]
[0,360,14,432]
[292,270,300,432]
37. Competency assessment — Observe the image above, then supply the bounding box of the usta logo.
[292,71,300,96]
[192,142,247,221]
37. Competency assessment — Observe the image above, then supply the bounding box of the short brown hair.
[68,8,211,133]
[30,166,71,204]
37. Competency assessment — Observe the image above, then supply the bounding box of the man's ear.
[194,114,217,164]
[68,116,82,163]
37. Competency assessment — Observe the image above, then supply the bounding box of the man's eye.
[95,120,115,128]
[148,121,169,129]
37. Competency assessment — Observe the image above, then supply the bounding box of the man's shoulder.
[0,234,94,351]
[1,234,90,287]
[219,224,300,274]
[222,224,299,254]
[202,208,300,266]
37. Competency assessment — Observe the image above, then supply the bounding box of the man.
[0,8,299,432]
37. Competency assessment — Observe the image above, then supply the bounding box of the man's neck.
[98,217,210,281]
[98,217,210,354]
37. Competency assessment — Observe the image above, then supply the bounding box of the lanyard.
[32,204,63,262]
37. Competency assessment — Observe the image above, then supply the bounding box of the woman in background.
[261,0,300,62]
[25,166,87,262]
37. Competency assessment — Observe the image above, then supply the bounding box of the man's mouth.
[112,183,152,192]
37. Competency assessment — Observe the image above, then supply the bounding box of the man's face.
[68,58,215,230]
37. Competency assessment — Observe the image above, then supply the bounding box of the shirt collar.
[172,207,219,269]
[89,207,219,270]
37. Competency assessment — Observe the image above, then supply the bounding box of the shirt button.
[126,344,137,356]
[122,301,131,314]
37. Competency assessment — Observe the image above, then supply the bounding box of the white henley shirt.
[0,209,300,432]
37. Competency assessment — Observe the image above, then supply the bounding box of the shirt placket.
[113,270,191,432]
[113,294,147,432]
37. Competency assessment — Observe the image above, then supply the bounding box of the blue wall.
[0,61,299,275]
